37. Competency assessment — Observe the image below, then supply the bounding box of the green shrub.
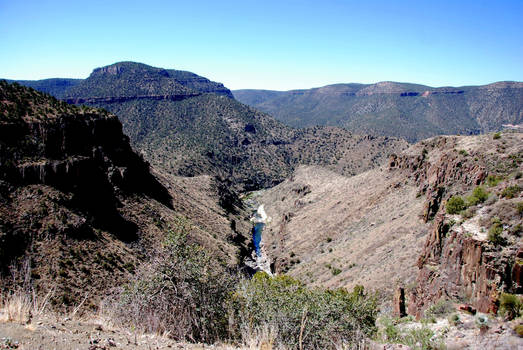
[493,132,501,140]
[488,218,504,245]
[472,186,489,203]
[517,202,523,215]
[458,149,468,156]
[512,224,522,236]
[228,273,377,349]
[331,267,342,276]
[514,324,523,337]
[448,313,462,326]
[114,217,237,343]
[425,298,454,318]
[377,317,444,350]
[501,185,521,199]
[486,175,503,187]
[499,293,522,320]
[446,196,465,214]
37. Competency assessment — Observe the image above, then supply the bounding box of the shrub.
[331,267,342,276]
[517,202,523,215]
[377,317,444,350]
[514,324,523,337]
[486,175,503,187]
[228,273,377,349]
[425,298,454,318]
[475,313,489,329]
[501,185,521,199]
[448,313,462,326]
[461,207,476,219]
[498,293,522,320]
[493,132,501,140]
[472,186,489,203]
[446,196,465,214]
[488,218,504,245]
[113,217,237,343]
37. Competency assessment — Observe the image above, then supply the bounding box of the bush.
[113,217,237,343]
[486,175,503,187]
[448,313,462,326]
[517,202,523,215]
[488,218,504,245]
[377,317,444,350]
[446,196,465,214]
[228,273,377,349]
[501,185,521,199]
[493,132,501,140]
[472,186,489,203]
[475,313,489,329]
[499,293,522,320]
[425,298,454,318]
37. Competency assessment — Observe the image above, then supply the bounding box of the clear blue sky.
[1,0,522,90]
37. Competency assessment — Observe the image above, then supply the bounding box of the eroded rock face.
[408,213,519,318]
[0,85,171,238]
[389,137,486,222]
[388,134,523,318]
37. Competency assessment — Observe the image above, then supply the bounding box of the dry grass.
[0,288,53,324]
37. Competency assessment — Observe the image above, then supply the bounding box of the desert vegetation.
[104,217,378,349]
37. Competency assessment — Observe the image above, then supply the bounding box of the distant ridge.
[233,81,523,142]
[8,62,408,191]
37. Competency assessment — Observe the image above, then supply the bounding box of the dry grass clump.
[0,288,53,324]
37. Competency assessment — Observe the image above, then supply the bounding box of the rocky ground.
[0,316,243,350]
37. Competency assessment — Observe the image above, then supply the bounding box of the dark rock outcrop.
[408,213,519,318]
[0,81,171,239]
[389,134,523,318]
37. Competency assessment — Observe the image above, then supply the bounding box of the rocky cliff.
[388,132,523,317]
[0,81,249,309]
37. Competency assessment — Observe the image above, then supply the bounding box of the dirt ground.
[0,316,239,350]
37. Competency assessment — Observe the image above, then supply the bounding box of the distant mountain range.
[7,62,407,190]
[233,81,523,142]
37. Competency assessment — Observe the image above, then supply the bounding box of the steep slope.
[258,131,522,306]
[389,132,523,317]
[0,81,249,308]
[234,81,523,142]
[13,62,408,190]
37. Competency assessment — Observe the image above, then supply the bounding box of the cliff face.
[388,133,523,318]
[1,81,171,257]
[407,213,519,317]
[0,81,252,309]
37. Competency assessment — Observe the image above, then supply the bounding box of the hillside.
[233,81,523,142]
[7,78,82,98]
[258,131,522,314]
[0,81,250,309]
[12,62,408,191]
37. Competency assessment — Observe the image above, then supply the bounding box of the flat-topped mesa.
[65,61,233,100]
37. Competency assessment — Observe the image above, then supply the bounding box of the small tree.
[446,196,465,214]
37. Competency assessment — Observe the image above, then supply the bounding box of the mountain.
[258,130,522,316]
[12,62,408,191]
[0,81,250,307]
[6,78,82,98]
[233,81,523,142]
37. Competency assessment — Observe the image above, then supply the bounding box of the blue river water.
[252,222,264,257]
